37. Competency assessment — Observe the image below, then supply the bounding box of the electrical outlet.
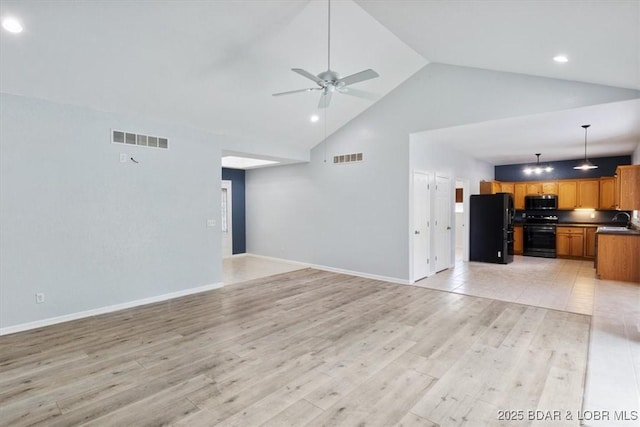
[120,153,127,163]
[35,293,45,304]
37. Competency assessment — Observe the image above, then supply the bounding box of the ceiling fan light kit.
[272,0,379,109]
[573,124,598,170]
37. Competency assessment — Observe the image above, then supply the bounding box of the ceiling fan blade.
[339,69,379,86]
[339,87,378,101]
[318,91,332,109]
[292,68,324,85]
[272,88,318,97]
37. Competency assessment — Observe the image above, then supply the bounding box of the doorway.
[221,180,233,258]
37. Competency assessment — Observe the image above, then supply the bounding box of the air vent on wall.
[112,130,169,150]
[333,152,363,164]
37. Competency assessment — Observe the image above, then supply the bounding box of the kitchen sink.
[597,226,635,233]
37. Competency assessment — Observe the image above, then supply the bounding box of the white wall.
[633,142,640,164]
[246,63,640,282]
[0,94,222,332]
[631,142,640,227]
[410,138,494,271]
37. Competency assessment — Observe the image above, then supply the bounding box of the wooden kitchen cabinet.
[558,181,577,209]
[541,182,558,195]
[526,183,541,195]
[480,181,501,194]
[599,177,616,210]
[500,182,514,195]
[479,176,609,211]
[514,183,526,209]
[525,182,557,195]
[577,180,599,209]
[596,233,640,283]
[557,179,599,209]
[514,224,523,255]
[584,227,597,259]
[615,165,640,210]
[556,226,585,258]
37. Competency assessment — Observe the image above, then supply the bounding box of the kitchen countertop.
[513,221,632,228]
[557,223,601,227]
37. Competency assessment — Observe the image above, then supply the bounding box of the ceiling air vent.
[333,152,363,164]
[112,130,169,150]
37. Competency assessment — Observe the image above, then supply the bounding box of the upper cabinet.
[479,181,525,209]
[541,182,558,195]
[500,182,514,195]
[577,180,599,209]
[514,183,526,210]
[479,181,502,195]
[557,181,577,209]
[525,182,557,195]
[550,179,599,209]
[480,164,637,211]
[599,177,616,210]
[615,165,640,210]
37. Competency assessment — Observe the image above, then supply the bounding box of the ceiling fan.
[272,0,379,109]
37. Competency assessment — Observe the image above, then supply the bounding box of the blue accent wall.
[495,155,631,181]
[222,168,246,254]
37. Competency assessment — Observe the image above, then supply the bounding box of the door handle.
[414,230,420,235]
[446,226,451,230]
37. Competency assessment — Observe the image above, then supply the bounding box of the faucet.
[611,211,631,228]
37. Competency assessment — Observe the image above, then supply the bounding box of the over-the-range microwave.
[524,194,558,210]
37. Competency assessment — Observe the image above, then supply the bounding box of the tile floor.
[225,254,639,427]
[415,255,639,427]
[222,254,305,285]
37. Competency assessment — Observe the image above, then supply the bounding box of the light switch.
[120,153,127,163]
[207,219,216,227]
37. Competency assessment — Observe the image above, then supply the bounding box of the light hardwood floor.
[0,268,590,426]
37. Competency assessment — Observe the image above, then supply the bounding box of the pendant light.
[523,153,553,175]
[573,124,598,170]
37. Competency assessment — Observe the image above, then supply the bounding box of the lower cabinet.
[584,227,597,259]
[514,224,523,255]
[556,226,597,259]
[596,234,640,283]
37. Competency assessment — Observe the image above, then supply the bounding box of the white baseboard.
[244,253,310,268]
[0,282,223,336]
[246,253,411,285]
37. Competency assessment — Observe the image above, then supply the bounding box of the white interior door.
[221,180,233,257]
[454,178,469,263]
[435,174,451,272]
[412,171,430,281]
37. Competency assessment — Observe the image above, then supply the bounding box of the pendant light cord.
[584,127,588,160]
[582,124,591,160]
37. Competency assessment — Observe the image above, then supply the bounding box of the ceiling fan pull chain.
[327,0,331,71]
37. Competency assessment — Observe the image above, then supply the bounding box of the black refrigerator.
[470,193,514,264]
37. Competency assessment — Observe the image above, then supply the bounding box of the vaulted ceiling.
[1,0,638,165]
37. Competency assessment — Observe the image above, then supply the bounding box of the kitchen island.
[595,227,640,283]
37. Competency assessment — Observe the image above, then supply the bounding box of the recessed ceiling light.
[310,114,319,123]
[553,55,568,63]
[2,17,23,34]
